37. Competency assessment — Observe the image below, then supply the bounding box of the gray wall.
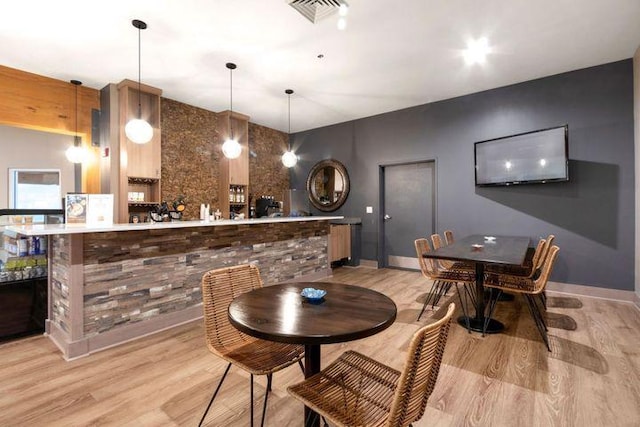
[290,60,635,291]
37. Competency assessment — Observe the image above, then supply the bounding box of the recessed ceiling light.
[463,37,491,65]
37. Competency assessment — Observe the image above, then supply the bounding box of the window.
[8,169,62,209]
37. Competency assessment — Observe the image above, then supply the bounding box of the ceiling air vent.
[288,0,346,23]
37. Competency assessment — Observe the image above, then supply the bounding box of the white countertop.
[4,216,343,237]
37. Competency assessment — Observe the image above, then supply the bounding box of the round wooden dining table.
[228,281,397,427]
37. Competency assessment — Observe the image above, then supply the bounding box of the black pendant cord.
[226,63,237,141]
[71,80,82,146]
[132,19,147,120]
[288,92,291,150]
[229,66,233,140]
[285,89,294,151]
[288,93,291,133]
[137,24,141,119]
[75,82,79,144]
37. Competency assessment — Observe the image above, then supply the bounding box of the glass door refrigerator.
[0,209,63,342]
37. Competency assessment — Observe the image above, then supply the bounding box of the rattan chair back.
[201,264,263,358]
[430,234,455,270]
[415,238,438,277]
[385,303,455,427]
[531,245,559,294]
[443,230,454,246]
[540,234,555,265]
[529,238,547,275]
[431,233,444,250]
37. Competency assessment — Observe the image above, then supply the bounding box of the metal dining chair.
[199,264,305,427]
[287,303,456,427]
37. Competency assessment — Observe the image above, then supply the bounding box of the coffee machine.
[255,196,282,218]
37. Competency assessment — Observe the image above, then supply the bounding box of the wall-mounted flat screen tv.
[474,125,569,186]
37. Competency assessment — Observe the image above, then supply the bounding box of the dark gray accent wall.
[290,60,635,291]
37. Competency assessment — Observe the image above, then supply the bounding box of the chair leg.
[482,289,501,336]
[298,359,305,375]
[432,281,452,308]
[455,283,472,333]
[250,374,255,427]
[199,363,232,427]
[524,294,550,351]
[540,290,547,309]
[260,374,273,427]
[417,280,440,321]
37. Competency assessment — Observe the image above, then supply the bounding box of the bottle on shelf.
[229,186,235,203]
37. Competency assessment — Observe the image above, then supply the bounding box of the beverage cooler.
[0,209,63,342]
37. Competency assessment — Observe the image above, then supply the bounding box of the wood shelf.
[219,110,250,220]
[128,177,158,184]
[127,202,159,207]
[116,79,162,223]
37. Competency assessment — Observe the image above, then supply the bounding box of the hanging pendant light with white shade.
[124,19,153,145]
[65,79,88,164]
[281,89,298,168]
[222,62,242,159]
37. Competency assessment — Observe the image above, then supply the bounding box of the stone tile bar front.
[7,217,340,359]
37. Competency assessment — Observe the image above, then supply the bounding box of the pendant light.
[65,79,88,163]
[124,19,153,144]
[281,89,298,168]
[222,62,242,159]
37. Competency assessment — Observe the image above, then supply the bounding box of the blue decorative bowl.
[301,287,327,304]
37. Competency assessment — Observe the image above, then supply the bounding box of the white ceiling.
[1,0,639,133]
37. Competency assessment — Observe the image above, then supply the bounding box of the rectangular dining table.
[423,234,530,333]
[227,281,397,427]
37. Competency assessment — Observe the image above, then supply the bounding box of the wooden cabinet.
[115,79,162,223]
[329,224,351,263]
[218,110,250,219]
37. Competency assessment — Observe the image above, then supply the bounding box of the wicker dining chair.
[199,264,305,427]
[415,238,474,324]
[431,233,474,272]
[443,229,455,246]
[430,233,455,270]
[287,303,456,427]
[483,246,560,351]
[539,235,555,308]
[486,237,547,277]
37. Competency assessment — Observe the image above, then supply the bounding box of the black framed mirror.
[306,159,350,212]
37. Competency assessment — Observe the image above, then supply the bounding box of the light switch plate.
[366,206,373,214]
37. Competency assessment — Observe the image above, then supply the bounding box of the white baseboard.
[387,255,419,269]
[359,259,379,268]
[546,280,638,304]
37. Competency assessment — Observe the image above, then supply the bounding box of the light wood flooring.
[1,267,639,426]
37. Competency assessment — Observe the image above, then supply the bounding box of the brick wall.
[161,98,291,219]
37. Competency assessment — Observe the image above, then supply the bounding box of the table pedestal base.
[457,315,504,334]
[304,344,321,427]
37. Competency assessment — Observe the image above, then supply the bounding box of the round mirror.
[306,159,350,212]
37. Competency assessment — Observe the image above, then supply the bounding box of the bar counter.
[6,216,341,359]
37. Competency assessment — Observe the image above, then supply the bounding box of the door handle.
[384,214,392,220]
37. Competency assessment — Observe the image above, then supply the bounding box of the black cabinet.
[0,278,47,342]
